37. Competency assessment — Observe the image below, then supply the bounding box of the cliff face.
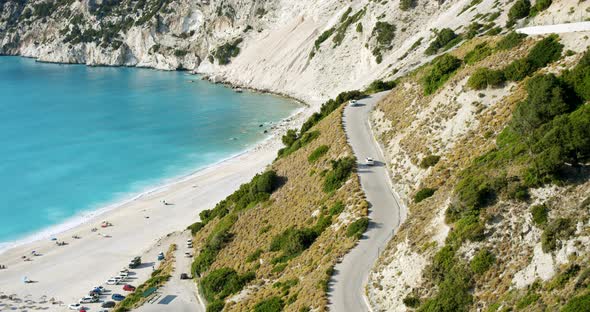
[0,0,501,105]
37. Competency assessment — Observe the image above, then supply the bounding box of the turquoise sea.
[0,57,299,249]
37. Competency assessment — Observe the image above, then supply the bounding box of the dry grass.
[192,107,367,311]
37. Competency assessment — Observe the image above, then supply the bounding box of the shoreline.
[0,96,306,255]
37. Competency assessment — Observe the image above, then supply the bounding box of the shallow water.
[0,57,299,245]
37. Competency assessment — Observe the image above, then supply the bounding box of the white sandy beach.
[0,103,309,311]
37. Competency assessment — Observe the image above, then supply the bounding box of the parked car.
[365,157,374,166]
[349,99,358,106]
[157,252,165,261]
[118,271,129,277]
[123,284,136,291]
[180,273,190,280]
[111,293,125,301]
[101,301,116,308]
[92,286,105,293]
[184,252,192,258]
[68,303,85,310]
[129,256,141,268]
[106,278,119,285]
[79,296,98,303]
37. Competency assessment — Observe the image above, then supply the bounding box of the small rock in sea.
[264,130,268,133]
[259,124,263,127]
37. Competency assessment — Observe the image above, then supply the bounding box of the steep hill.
[186,95,370,311]
[367,28,590,311]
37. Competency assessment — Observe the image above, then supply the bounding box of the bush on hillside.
[534,0,552,12]
[562,47,590,101]
[253,296,285,312]
[201,268,255,302]
[531,204,549,226]
[526,34,563,69]
[467,67,505,90]
[328,201,345,216]
[400,0,416,10]
[465,22,483,39]
[205,301,225,312]
[464,43,492,64]
[507,0,531,25]
[561,293,590,312]
[278,130,320,157]
[414,188,437,203]
[420,155,441,168]
[541,218,574,252]
[308,145,330,163]
[470,249,495,274]
[366,79,397,93]
[346,217,369,239]
[503,58,533,81]
[214,38,243,65]
[323,157,356,192]
[419,263,473,312]
[422,54,462,95]
[425,28,460,55]
[496,31,527,51]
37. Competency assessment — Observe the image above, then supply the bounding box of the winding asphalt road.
[328,91,405,312]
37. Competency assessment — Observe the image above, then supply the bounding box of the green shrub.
[526,34,563,69]
[516,291,540,309]
[246,249,263,262]
[323,157,356,193]
[400,0,416,10]
[201,268,255,302]
[561,292,590,312]
[530,204,548,226]
[213,38,243,65]
[366,79,397,93]
[496,32,527,51]
[420,264,473,312]
[507,0,531,24]
[541,218,574,252]
[188,222,204,235]
[425,28,460,55]
[420,155,441,168]
[253,296,285,312]
[270,227,319,259]
[206,300,225,312]
[534,0,552,12]
[464,43,492,64]
[422,54,462,95]
[562,47,590,101]
[308,145,330,163]
[328,201,345,216]
[314,27,335,50]
[447,213,486,244]
[278,131,320,157]
[414,188,437,203]
[467,67,505,90]
[403,295,421,308]
[346,217,369,239]
[470,249,495,274]
[503,59,534,81]
[465,22,483,39]
[548,264,580,290]
[372,21,396,47]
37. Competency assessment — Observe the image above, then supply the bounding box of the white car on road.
[106,278,119,285]
[365,157,375,166]
[68,303,85,310]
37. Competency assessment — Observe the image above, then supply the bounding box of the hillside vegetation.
[368,30,590,311]
[188,95,368,311]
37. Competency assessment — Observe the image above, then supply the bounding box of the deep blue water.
[0,57,299,246]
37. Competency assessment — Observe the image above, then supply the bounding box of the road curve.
[328,91,406,312]
[516,21,590,35]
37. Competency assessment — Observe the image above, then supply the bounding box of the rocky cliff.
[0,0,530,105]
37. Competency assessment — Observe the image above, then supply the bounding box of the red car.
[123,284,136,292]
